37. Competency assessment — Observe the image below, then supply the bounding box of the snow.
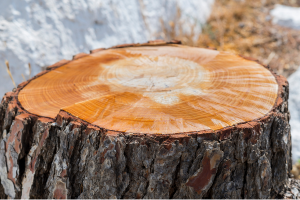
[270,4,300,30]
[270,4,300,163]
[289,67,300,163]
[0,0,214,97]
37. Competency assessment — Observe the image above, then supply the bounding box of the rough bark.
[284,178,300,199]
[0,41,292,199]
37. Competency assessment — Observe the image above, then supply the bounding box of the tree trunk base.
[283,178,300,199]
[0,42,292,199]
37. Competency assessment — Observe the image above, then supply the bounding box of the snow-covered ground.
[271,4,300,162]
[0,0,214,97]
[270,4,300,30]
[289,68,300,162]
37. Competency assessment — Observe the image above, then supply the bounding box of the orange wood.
[18,45,278,134]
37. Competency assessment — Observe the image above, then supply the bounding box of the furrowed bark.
[0,41,293,199]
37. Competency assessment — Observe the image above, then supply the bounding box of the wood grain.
[18,44,278,134]
[0,42,291,199]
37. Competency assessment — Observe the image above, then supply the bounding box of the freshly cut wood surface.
[18,44,278,134]
[0,42,291,199]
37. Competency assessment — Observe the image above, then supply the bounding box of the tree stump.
[0,40,291,199]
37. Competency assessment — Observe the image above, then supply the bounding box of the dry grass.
[196,0,300,77]
[4,61,31,87]
[21,74,26,81]
[160,5,197,45]
[5,60,16,88]
[28,63,31,78]
[162,0,300,77]
[291,161,300,179]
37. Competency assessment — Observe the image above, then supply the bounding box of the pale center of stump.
[100,56,205,105]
